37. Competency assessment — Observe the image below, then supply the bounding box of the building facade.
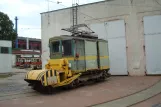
[41,0,161,76]
[0,40,12,73]
[12,37,42,67]
[12,37,41,50]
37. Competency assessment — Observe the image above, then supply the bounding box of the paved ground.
[0,68,161,107]
[0,69,161,107]
[92,77,161,107]
[0,68,32,95]
[131,94,161,107]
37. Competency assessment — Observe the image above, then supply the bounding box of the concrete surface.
[0,69,161,107]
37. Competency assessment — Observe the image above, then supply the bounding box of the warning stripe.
[37,71,46,80]
[44,73,47,86]
[46,71,49,78]
[46,71,48,86]
[36,72,44,80]
[52,70,54,77]
[48,70,51,77]
[42,75,44,86]
[26,70,31,79]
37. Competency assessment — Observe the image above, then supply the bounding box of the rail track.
[90,78,161,107]
[128,92,161,107]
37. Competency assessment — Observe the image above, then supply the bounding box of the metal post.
[26,38,29,49]
[15,16,18,48]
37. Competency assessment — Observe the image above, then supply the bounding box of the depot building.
[41,0,161,76]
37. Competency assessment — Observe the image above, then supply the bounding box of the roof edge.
[40,0,106,14]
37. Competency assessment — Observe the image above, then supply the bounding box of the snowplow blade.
[25,69,46,81]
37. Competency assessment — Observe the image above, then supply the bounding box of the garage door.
[144,15,161,74]
[90,20,128,75]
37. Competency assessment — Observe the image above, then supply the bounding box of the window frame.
[51,40,61,54]
[0,47,9,54]
[62,40,73,57]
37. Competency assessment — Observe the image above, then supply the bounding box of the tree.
[0,11,17,41]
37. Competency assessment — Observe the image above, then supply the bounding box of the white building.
[0,40,12,73]
[41,0,161,76]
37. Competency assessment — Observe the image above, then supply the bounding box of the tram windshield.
[50,40,72,57]
[51,41,60,53]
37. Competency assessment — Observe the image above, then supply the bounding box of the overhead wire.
[44,0,159,38]
[46,0,103,22]
[155,0,161,6]
[19,28,41,31]
[45,0,160,23]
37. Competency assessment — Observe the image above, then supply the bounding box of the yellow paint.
[72,70,85,73]
[52,73,81,87]
[25,56,110,88]
[86,68,99,71]
[64,56,109,61]
[48,70,50,77]
[56,71,60,83]
[100,66,110,70]
[100,56,109,59]
[67,69,72,77]
[38,72,46,80]
[26,69,45,80]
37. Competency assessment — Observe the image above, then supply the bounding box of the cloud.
[0,0,50,16]
[18,25,41,39]
[0,0,103,39]
[0,0,46,38]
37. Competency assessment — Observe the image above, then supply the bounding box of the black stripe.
[42,75,44,81]
[39,72,46,80]
[50,70,53,76]
[54,70,56,76]
[46,71,48,78]
[26,70,31,79]
[42,75,45,86]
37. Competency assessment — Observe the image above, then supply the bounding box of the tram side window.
[52,41,60,53]
[62,40,72,56]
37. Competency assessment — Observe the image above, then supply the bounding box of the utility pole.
[15,16,18,48]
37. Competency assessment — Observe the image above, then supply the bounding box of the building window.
[29,45,32,49]
[23,44,26,49]
[1,47,9,54]
[18,44,21,48]
[37,45,40,50]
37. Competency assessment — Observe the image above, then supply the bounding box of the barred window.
[1,47,9,54]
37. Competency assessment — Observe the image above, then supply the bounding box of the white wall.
[0,40,11,47]
[12,54,16,67]
[41,0,161,76]
[0,40,12,73]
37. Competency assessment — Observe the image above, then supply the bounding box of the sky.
[0,0,103,39]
